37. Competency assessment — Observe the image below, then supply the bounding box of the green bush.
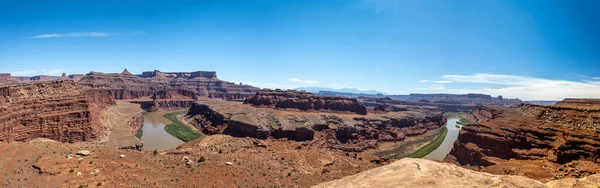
[456,118,475,125]
[163,111,202,142]
[407,126,448,158]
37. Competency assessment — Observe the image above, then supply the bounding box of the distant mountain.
[294,87,386,95]
[527,100,559,105]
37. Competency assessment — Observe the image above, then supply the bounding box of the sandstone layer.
[140,69,260,100]
[187,98,444,152]
[77,71,171,100]
[446,104,600,181]
[77,69,259,100]
[0,80,115,143]
[314,158,600,188]
[245,89,368,115]
[555,98,600,109]
[0,73,84,85]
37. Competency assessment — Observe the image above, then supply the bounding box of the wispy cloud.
[11,69,63,76]
[437,73,600,100]
[433,80,452,84]
[288,78,319,84]
[419,80,429,83]
[28,31,144,39]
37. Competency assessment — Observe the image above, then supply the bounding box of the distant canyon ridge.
[0,69,524,107]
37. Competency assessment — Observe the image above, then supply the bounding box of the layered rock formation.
[245,89,368,115]
[77,69,259,100]
[0,80,115,143]
[187,99,444,152]
[139,70,259,100]
[446,104,600,181]
[131,100,196,112]
[0,73,84,84]
[77,71,171,100]
[555,98,600,109]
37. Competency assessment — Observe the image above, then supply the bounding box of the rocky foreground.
[314,158,600,188]
[446,103,600,181]
[0,135,381,187]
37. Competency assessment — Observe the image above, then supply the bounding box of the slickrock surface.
[0,80,115,142]
[446,104,600,182]
[245,89,368,115]
[314,158,600,188]
[187,99,444,152]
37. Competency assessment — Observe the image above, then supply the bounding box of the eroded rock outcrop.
[187,99,444,152]
[446,104,600,181]
[0,80,115,142]
[245,89,368,115]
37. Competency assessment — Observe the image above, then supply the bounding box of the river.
[139,112,184,151]
[423,118,461,160]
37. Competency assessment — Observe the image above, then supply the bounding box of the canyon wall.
[245,89,368,115]
[186,99,444,152]
[131,100,196,112]
[78,69,259,100]
[446,104,600,181]
[0,80,115,143]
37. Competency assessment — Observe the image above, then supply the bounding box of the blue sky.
[0,0,599,100]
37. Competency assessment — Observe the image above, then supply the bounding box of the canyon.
[0,69,598,187]
[446,101,600,182]
[187,95,445,152]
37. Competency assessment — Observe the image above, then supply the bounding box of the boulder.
[76,150,91,156]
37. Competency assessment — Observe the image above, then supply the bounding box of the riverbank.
[408,126,448,158]
[101,102,144,150]
[163,111,203,142]
[372,128,445,159]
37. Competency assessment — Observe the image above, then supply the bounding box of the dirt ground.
[0,135,382,188]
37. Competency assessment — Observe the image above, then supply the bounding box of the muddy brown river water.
[140,112,184,151]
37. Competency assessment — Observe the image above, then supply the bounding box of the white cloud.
[11,69,63,76]
[433,80,452,84]
[288,78,319,84]
[419,80,429,83]
[440,73,600,100]
[28,31,144,39]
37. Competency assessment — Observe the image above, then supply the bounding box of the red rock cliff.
[245,89,368,115]
[446,105,600,181]
[0,80,115,142]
